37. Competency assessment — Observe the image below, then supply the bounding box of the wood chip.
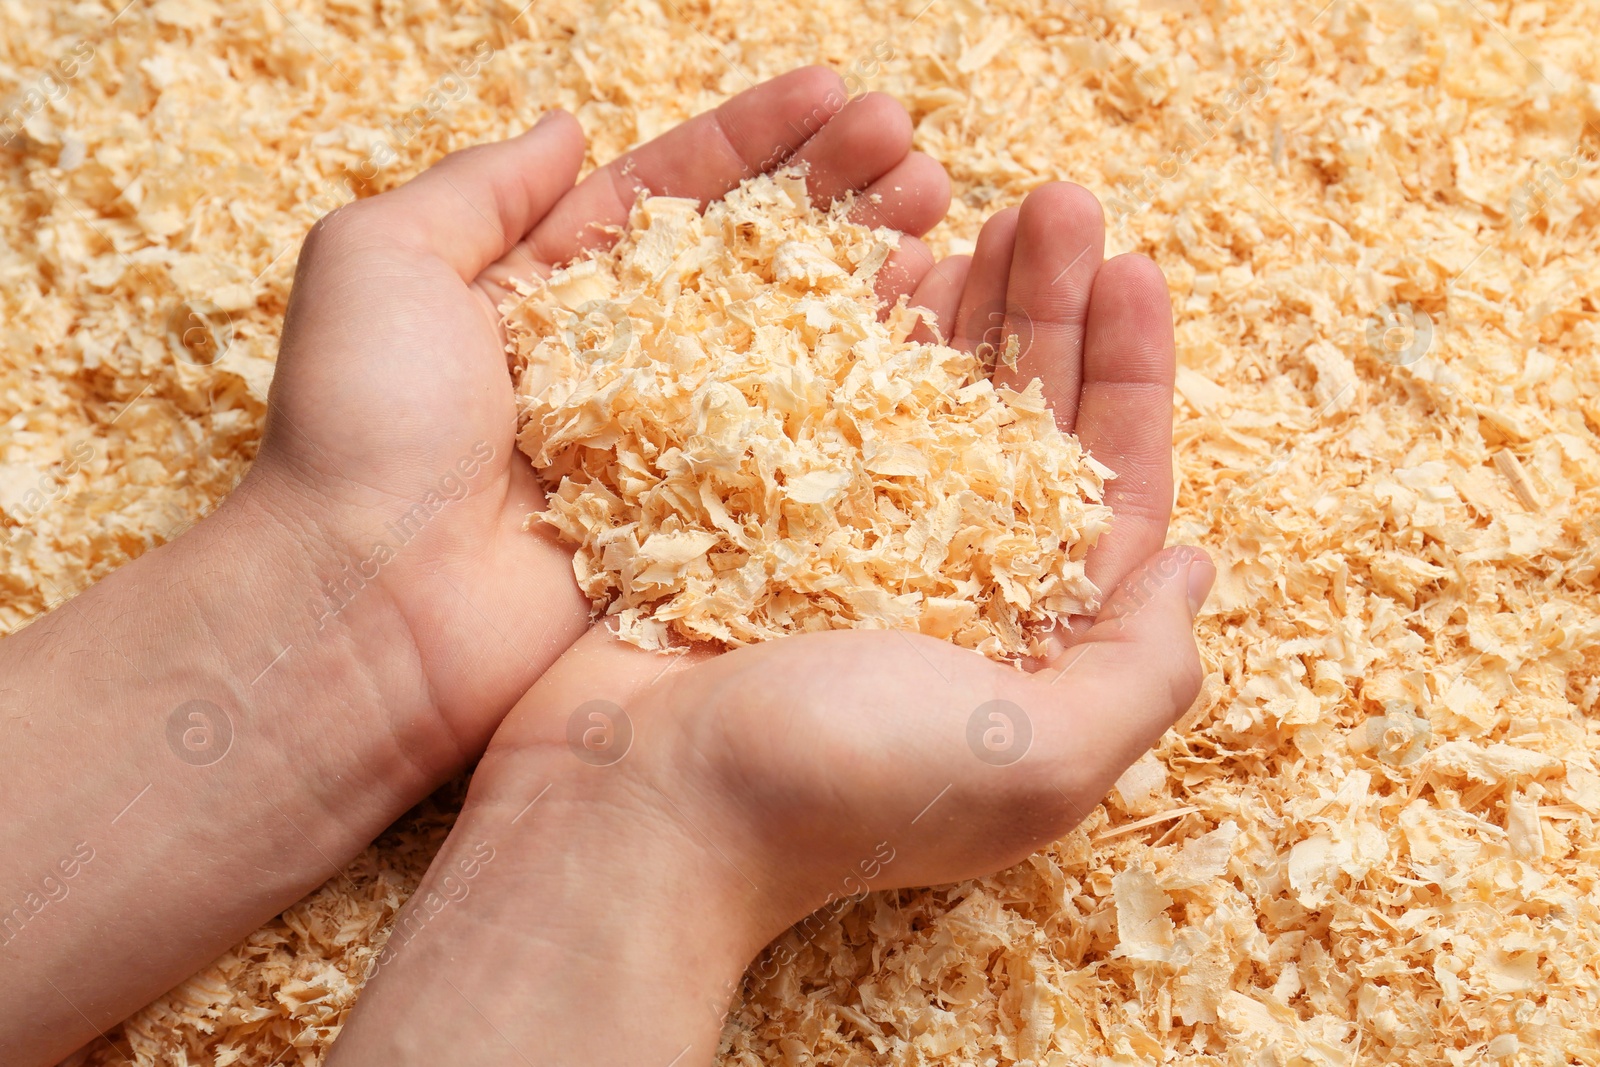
[3,2,1596,1064]
[507,171,1109,659]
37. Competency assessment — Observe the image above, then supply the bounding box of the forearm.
[326,752,766,1066]
[0,473,453,1064]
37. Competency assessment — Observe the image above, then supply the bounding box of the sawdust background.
[2,0,1598,1063]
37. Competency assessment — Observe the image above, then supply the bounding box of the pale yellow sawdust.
[2,0,1597,1064]
[509,172,1110,659]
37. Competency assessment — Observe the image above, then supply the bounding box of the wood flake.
[507,171,1110,660]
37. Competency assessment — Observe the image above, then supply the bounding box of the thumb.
[1034,545,1213,803]
[336,110,586,285]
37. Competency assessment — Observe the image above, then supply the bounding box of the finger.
[950,206,1019,355]
[1033,546,1212,803]
[873,234,935,312]
[787,91,912,204]
[858,155,951,313]
[526,66,848,268]
[1074,254,1178,594]
[850,150,951,238]
[350,111,586,284]
[992,182,1105,432]
[908,254,972,343]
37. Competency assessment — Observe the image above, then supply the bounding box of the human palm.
[244,68,954,757]
[487,180,1211,936]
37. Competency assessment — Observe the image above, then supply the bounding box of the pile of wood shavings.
[3,0,1599,1064]
[508,171,1110,658]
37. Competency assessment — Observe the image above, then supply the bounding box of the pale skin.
[0,67,1211,1065]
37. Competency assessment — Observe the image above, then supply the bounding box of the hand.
[243,66,954,769]
[499,181,1204,925]
[505,179,1203,921]
[914,183,1178,598]
[325,183,1213,1066]
[0,68,954,1067]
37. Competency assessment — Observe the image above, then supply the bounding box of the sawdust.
[509,171,1109,659]
[3,0,1598,1064]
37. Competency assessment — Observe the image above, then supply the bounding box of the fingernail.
[1186,553,1215,617]
[532,110,559,130]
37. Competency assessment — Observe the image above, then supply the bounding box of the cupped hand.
[238,67,952,766]
[480,182,1211,939]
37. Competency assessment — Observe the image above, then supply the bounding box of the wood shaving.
[507,171,1109,658]
[2,1,1597,1065]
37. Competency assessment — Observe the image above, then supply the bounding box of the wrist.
[173,465,460,796]
[240,439,593,759]
[466,745,775,989]
[0,468,458,1064]
[331,749,770,1065]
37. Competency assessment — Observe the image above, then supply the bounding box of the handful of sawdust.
[505,171,1112,660]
